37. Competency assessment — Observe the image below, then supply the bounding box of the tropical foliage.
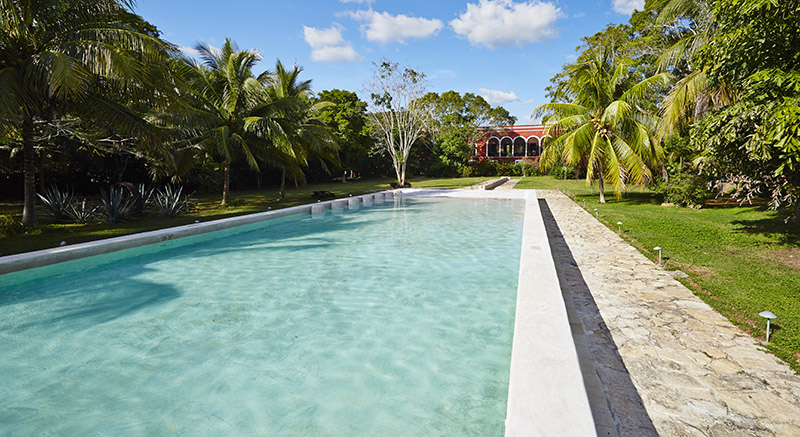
[541,0,800,220]
[535,50,670,202]
[0,0,176,224]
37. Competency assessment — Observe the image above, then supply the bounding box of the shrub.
[549,161,576,180]
[154,185,192,217]
[65,199,99,224]
[0,215,28,237]
[99,186,135,223]
[37,185,76,222]
[516,158,542,177]
[655,172,711,207]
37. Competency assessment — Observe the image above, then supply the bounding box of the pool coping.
[0,191,396,275]
[0,188,596,435]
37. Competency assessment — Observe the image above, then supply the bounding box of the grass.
[517,176,800,371]
[0,176,491,257]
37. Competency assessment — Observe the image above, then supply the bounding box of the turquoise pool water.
[0,196,524,435]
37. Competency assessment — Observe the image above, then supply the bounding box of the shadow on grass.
[540,199,657,436]
[731,216,800,245]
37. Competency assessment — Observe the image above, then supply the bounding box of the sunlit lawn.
[517,176,800,371]
[0,176,491,257]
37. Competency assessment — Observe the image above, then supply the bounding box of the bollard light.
[653,246,662,266]
[194,220,199,223]
[583,199,586,208]
[759,311,777,342]
[59,241,66,247]
[617,221,622,234]
[593,208,598,218]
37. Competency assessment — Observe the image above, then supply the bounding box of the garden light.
[759,311,777,342]
[583,199,586,208]
[617,221,622,234]
[593,208,598,218]
[653,246,662,266]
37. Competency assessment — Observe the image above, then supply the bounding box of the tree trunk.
[597,167,606,204]
[400,162,406,186]
[21,117,37,225]
[221,160,231,206]
[279,169,286,200]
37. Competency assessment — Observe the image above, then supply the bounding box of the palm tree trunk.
[598,166,606,204]
[21,117,37,225]
[221,160,231,206]
[279,169,286,200]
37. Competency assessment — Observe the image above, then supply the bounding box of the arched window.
[513,137,526,156]
[500,137,512,157]
[527,137,540,157]
[487,137,499,157]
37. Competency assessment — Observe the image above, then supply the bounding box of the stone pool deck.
[536,190,800,436]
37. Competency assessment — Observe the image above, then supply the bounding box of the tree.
[689,0,800,220]
[534,50,670,202]
[172,39,288,206]
[255,60,337,199]
[422,91,515,175]
[365,60,429,186]
[0,0,174,224]
[316,89,372,180]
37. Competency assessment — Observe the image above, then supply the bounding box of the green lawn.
[0,176,491,257]
[517,176,800,371]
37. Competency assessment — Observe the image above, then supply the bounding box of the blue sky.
[135,0,642,124]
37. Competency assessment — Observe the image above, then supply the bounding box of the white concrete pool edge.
[0,191,395,275]
[0,187,596,435]
[402,188,596,436]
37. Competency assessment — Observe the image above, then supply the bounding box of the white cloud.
[523,98,536,104]
[479,88,519,106]
[347,10,443,44]
[612,0,644,15]
[178,45,203,58]
[450,0,562,49]
[303,25,362,62]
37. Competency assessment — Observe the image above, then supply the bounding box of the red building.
[473,124,550,162]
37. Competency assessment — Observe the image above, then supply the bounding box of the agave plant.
[65,199,99,224]
[37,185,76,222]
[99,186,136,223]
[154,185,192,217]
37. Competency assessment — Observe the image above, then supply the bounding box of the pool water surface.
[0,196,524,435]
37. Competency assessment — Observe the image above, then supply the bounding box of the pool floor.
[0,197,524,435]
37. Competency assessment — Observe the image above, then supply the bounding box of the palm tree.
[533,50,670,202]
[654,0,731,140]
[1,0,173,224]
[250,60,337,199]
[174,39,287,206]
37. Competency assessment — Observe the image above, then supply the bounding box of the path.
[537,190,800,436]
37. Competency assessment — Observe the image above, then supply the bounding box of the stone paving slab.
[537,190,800,436]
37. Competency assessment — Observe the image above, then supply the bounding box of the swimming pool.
[0,195,525,434]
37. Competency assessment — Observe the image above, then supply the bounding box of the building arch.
[487,136,500,157]
[526,135,540,157]
[500,136,513,157]
[513,137,526,156]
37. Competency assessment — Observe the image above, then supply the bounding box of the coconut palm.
[654,0,731,140]
[534,50,671,202]
[249,60,337,199]
[1,0,174,224]
[173,39,291,206]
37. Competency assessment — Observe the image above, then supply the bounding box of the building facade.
[473,124,549,162]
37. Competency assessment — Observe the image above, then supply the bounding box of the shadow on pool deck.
[539,199,657,437]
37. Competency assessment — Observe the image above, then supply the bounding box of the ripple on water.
[0,196,524,435]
